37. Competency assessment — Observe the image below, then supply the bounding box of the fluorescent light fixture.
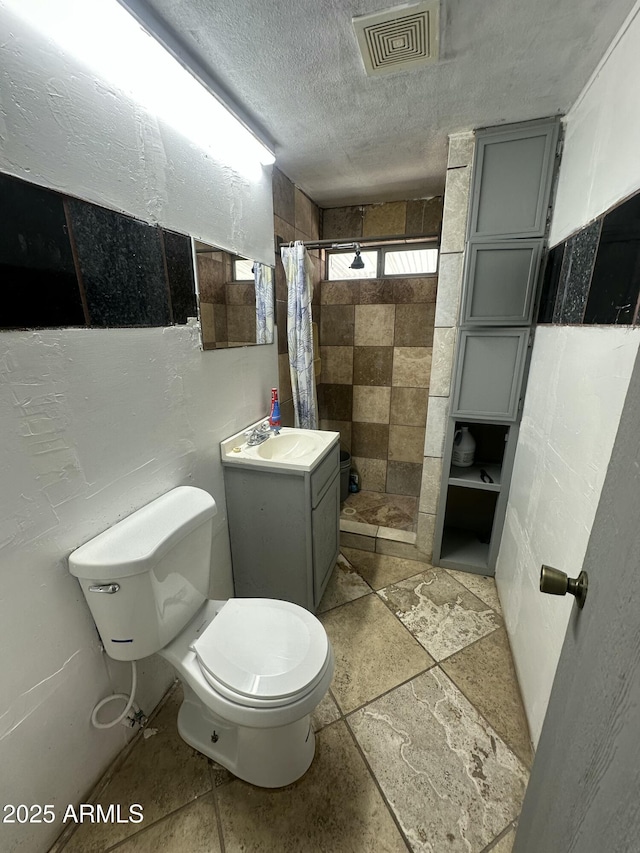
[7,0,275,174]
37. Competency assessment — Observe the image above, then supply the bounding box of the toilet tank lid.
[68,486,216,580]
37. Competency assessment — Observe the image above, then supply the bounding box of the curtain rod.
[277,235,439,251]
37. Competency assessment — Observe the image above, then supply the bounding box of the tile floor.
[54,549,532,853]
[341,490,418,531]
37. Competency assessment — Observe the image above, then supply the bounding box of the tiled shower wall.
[272,167,322,427]
[317,198,443,500]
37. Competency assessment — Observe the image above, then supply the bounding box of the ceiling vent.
[353,2,439,77]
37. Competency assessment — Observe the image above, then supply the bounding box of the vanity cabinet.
[223,442,340,612]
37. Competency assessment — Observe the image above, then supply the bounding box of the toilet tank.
[69,486,216,661]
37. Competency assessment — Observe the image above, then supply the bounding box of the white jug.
[452,427,476,467]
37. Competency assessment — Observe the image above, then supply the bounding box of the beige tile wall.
[318,196,443,500]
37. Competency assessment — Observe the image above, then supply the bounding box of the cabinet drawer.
[311,444,339,508]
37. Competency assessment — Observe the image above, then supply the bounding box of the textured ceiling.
[140,0,636,207]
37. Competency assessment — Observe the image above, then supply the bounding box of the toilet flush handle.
[88,583,121,594]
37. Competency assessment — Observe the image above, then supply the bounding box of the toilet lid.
[192,599,329,701]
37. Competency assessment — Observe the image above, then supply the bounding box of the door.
[513,349,640,852]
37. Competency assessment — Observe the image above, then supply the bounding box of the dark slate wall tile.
[0,173,84,328]
[584,192,640,325]
[162,230,196,324]
[537,242,564,324]
[553,218,602,324]
[68,200,170,327]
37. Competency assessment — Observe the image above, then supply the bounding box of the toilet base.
[176,683,316,788]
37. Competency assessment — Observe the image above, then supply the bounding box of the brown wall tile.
[393,277,437,303]
[352,423,389,459]
[320,419,352,452]
[320,281,357,304]
[388,425,425,463]
[214,304,227,343]
[225,283,256,305]
[320,346,354,384]
[423,196,444,235]
[226,305,254,343]
[352,386,391,423]
[354,304,395,346]
[273,168,296,225]
[392,347,432,388]
[276,300,287,353]
[278,352,293,404]
[352,457,387,492]
[199,301,215,345]
[353,347,393,386]
[405,197,444,236]
[318,384,353,421]
[358,280,394,304]
[386,461,423,496]
[280,398,295,428]
[390,387,428,426]
[320,304,355,345]
[295,188,320,239]
[363,201,407,237]
[322,206,363,240]
[395,304,436,346]
[274,214,295,247]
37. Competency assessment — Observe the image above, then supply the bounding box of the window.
[326,243,438,280]
[383,247,438,276]
[233,257,254,281]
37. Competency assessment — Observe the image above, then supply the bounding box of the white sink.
[253,432,321,461]
[221,423,338,472]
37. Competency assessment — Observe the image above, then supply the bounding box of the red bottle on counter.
[269,388,281,431]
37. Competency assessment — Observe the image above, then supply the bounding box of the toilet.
[68,486,334,788]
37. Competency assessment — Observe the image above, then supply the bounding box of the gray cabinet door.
[461,240,543,326]
[451,329,529,422]
[312,473,340,606]
[469,120,559,239]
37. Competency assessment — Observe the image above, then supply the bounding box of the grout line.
[102,791,216,853]
[341,665,435,717]
[211,774,227,853]
[342,718,413,853]
[435,660,532,773]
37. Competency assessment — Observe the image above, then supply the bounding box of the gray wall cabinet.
[223,443,340,612]
[433,117,560,576]
[461,240,543,325]
[469,120,560,240]
[451,329,529,422]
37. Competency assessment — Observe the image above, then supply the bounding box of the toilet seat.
[192,599,330,709]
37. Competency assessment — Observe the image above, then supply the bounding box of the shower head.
[350,249,365,269]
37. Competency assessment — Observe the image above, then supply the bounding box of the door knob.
[540,565,588,609]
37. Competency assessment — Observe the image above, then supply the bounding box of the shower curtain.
[254,263,274,345]
[280,241,318,429]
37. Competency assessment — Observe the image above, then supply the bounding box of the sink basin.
[254,432,320,461]
[221,424,339,472]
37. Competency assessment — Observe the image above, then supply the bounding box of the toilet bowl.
[68,486,334,788]
[160,597,334,787]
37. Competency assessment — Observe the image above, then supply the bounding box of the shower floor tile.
[341,490,418,531]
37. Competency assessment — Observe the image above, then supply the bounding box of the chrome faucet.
[245,421,271,446]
